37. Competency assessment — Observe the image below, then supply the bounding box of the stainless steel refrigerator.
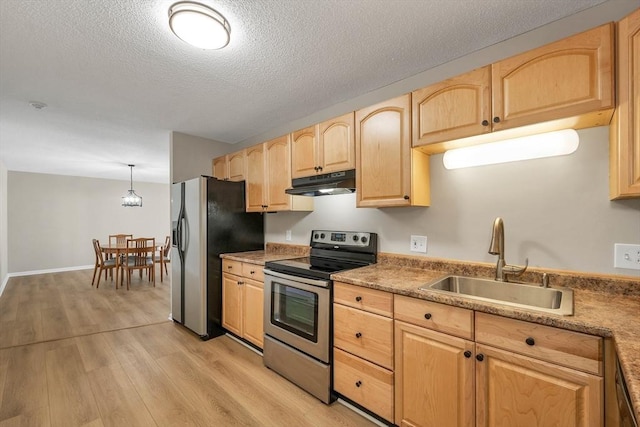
[171,176,264,339]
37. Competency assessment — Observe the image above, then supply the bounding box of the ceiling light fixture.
[442,129,580,170]
[168,2,230,49]
[122,164,143,207]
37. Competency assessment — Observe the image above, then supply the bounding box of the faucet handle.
[503,258,528,278]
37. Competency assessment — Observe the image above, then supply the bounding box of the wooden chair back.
[109,234,132,247]
[123,237,156,289]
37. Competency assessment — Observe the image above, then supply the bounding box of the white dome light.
[168,2,230,50]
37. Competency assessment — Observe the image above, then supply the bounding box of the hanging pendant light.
[122,164,143,207]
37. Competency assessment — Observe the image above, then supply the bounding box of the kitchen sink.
[419,275,574,316]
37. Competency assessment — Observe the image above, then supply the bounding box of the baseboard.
[0,265,94,297]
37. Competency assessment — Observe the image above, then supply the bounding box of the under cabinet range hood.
[285,169,356,197]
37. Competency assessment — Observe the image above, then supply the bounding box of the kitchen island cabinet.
[291,113,355,178]
[610,8,640,199]
[414,23,614,154]
[355,94,430,208]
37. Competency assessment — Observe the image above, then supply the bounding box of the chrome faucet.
[488,217,528,281]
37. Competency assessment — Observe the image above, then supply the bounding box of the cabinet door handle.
[355,296,362,302]
[227,265,232,269]
[493,116,501,123]
[424,313,432,320]
[318,166,323,172]
[250,270,255,275]
[237,281,243,285]
[481,119,489,126]
[525,337,535,346]
[464,350,472,358]
[403,195,410,200]
[355,380,362,388]
[476,354,484,362]
[314,166,318,171]
[355,332,362,338]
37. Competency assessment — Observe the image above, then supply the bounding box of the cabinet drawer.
[334,282,393,317]
[394,294,474,340]
[475,312,603,375]
[334,348,394,423]
[222,259,242,276]
[242,262,264,282]
[334,304,393,369]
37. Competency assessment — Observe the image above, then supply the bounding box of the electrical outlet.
[285,230,292,241]
[614,243,640,270]
[410,235,427,253]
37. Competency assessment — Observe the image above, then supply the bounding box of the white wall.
[170,131,230,183]
[0,160,8,286]
[266,127,640,277]
[7,172,170,273]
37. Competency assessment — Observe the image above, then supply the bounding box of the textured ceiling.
[0,0,617,183]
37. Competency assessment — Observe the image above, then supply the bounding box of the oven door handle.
[263,268,331,289]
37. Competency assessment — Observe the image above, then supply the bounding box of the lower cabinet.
[475,343,603,427]
[393,295,604,427]
[222,259,264,349]
[394,320,475,427]
[333,282,394,423]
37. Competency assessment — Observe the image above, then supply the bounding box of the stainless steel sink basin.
[419,275,574,316]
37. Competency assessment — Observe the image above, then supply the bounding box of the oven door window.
[271,281,319,342]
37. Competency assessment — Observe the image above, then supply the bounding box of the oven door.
[263,269,331,363]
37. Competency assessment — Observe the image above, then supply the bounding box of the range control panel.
[310,230,375,248]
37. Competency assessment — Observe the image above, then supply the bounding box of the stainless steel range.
[263,230,377,403]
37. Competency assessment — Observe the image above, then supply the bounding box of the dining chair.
[155,235,171,282]
[122,237,156,290]
[91,239,117,288]
[109,234,132,246]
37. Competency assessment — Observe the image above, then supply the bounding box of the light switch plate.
[410,235,427,253]
[614,243,640,270]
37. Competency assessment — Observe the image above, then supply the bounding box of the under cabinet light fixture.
[168,2,230,49]
[442,129,580,170]
[122,164,143,207]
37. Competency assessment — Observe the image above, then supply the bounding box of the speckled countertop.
[332,253,640,421]
[219,242,309,264]
[222,246,640,420]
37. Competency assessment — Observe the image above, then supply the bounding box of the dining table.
[101,239,166,288]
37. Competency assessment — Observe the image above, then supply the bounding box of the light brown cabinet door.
[475,343,603,427]
[356,94,415,207]
[243,278,263,349]
[291,126,318,179]
[413,66,491,147]
[212,155,227,180]
[492,23,614,132]
[245,144,266,212]
[222,274,242,337]
[264,135,292,211]
[318,112,355,174]
[227,150,246,182]
[610,8,640,199]
[394,320,475,427]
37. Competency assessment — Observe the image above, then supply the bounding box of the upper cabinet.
[212,155,227,180]
[212,151,245,182]
[610,8,640,199]
[356,94,430,208]
[413,23,615,153]
[412,66,491,146]
[246,136,314,212]
[291,113,356,178]
[492,22,614,131]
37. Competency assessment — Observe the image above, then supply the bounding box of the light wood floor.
[0,268,376,426]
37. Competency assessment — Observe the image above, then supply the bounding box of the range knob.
[353,235,359,242]
[361,236,368,244]
[320,233,325,239]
